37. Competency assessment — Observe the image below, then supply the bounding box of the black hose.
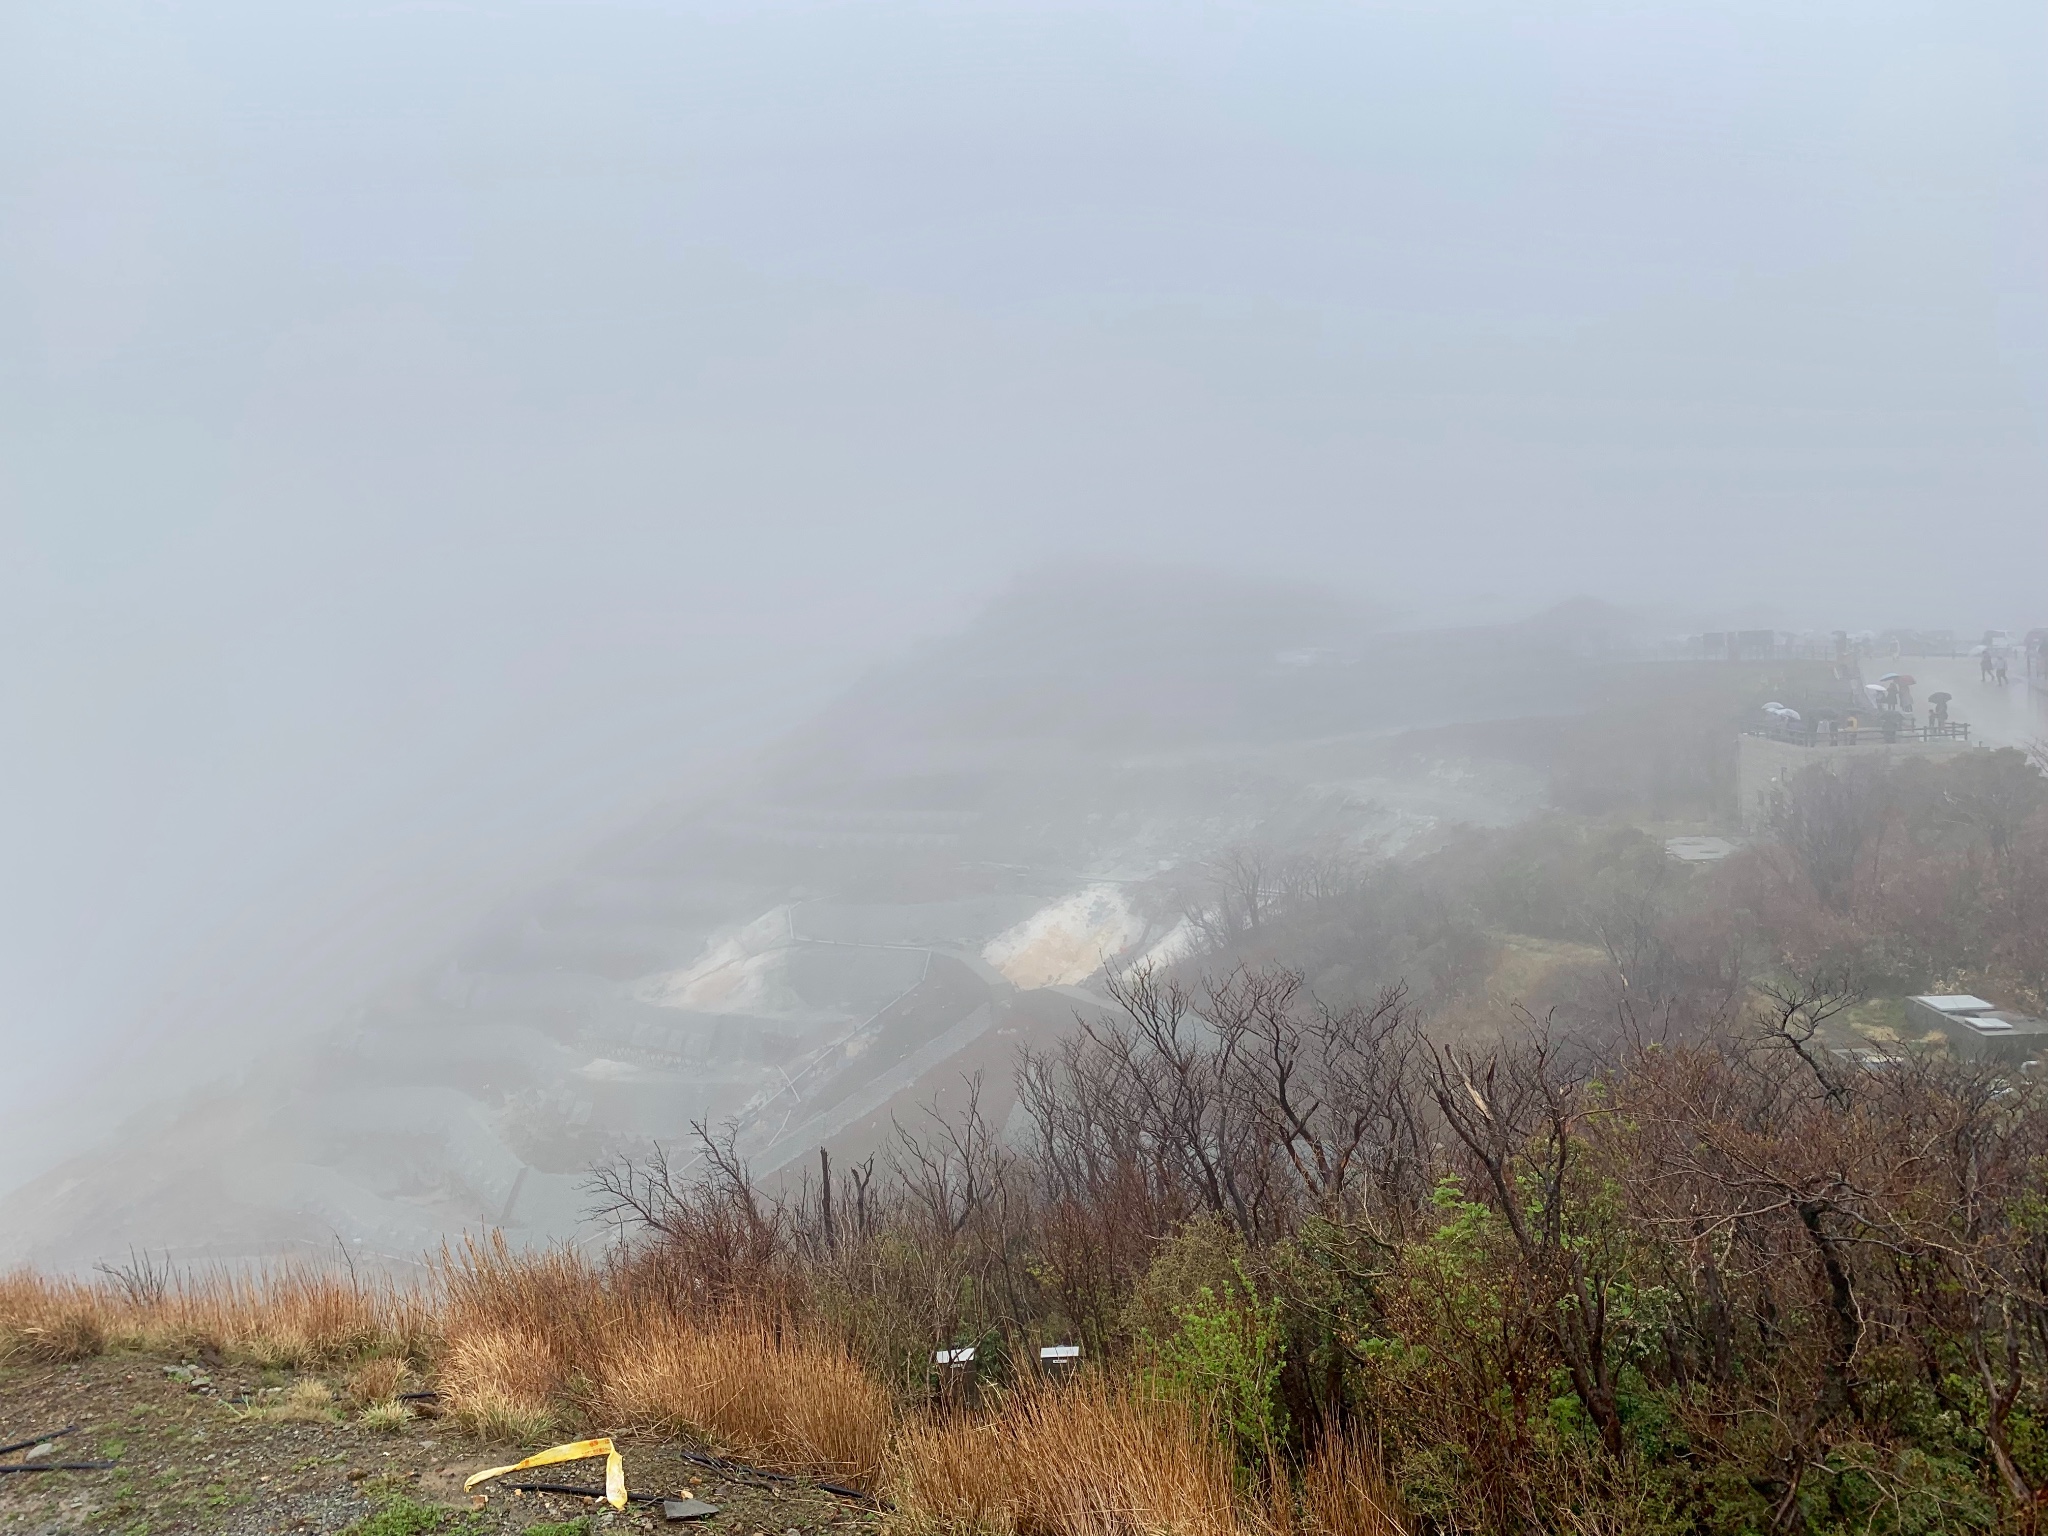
[0,1426,76,1459]
[678,1448,794,1484]
[502,1480,664,1505]
[676,1449,885,1508]
[0,1462,117,1474]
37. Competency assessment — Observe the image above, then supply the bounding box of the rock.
[663,1498,721,1521]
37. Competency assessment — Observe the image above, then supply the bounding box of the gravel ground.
[0,1352,882,1536]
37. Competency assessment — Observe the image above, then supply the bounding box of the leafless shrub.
[93,1247,172,1308]
[587,1120,789,1311]
[1767,759,1892,912]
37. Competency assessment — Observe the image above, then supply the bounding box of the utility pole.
[820,1146,835,1255]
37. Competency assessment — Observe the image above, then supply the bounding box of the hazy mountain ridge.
[0,578,1631,1272]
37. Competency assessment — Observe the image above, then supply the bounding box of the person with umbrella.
[1929,691,1952,729]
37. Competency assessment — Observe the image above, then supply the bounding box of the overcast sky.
[1,0,2042,1167]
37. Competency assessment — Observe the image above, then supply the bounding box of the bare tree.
[585,1119,785,1305]
[1767,760,1890,912]
[1751,968,1865,1108]
[1209,968,1422,1228]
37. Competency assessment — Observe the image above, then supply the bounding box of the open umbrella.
[1878,673,1916,685]
[1929,691,1952,704]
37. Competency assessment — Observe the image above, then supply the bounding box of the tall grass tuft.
[439,1323,565,1441]
[2,1262,429,1367]
[891,1374,1249,1536]
[1299,1420,1406,1536]
[603,1313,892,1487]
[0,1271,108,1362]
[436,1235,609,1437]
[149,1266,432,1366]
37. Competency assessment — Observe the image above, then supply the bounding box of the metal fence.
[1747,719,1972,748]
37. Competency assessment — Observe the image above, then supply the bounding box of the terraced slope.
[0,579,1637,1271]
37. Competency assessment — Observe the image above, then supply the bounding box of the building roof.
[1970,1011,2048,1037]
[1666,836,1739,863]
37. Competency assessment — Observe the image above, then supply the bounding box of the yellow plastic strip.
[464,1436,629,1510]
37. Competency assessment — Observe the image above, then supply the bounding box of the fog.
[1,2,2042,1252]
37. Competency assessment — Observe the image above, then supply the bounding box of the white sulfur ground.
[637,907,802,1013]
[982,884,1148,988]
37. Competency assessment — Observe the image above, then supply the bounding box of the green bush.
[1144,1269,1287,1463]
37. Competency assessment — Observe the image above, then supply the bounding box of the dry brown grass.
[11,1250,1279,1536]
[440,1236,611,1353]
[890,1374,1249,1536]
[434,1236,609,1440]
[1,1263,431,1369]
[433,1237,889,1482]
[1299,1421,1406,1536]
[603,1315,892,1487]
[439,1323,565,1441]
[147,1268,433,1367]
[0,1271,108,1362]
[343,1354,411,1409]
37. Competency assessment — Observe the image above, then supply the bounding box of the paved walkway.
[1881,656,2047,751]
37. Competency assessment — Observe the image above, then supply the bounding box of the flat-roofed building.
[1905,994,2048,1064]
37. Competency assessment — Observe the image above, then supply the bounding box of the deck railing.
[1749,719,1971,747]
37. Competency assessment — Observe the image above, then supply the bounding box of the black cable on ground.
[501,1480,664,1505]
[0,1462,117,1474]
[675,1448,886,1508]
[0,1426,77,1459]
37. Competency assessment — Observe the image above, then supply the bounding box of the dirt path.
[0,1351,880,1536]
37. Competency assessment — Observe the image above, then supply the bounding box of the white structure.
[1666,836,1740,864]
[1905,995,2048,1064]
